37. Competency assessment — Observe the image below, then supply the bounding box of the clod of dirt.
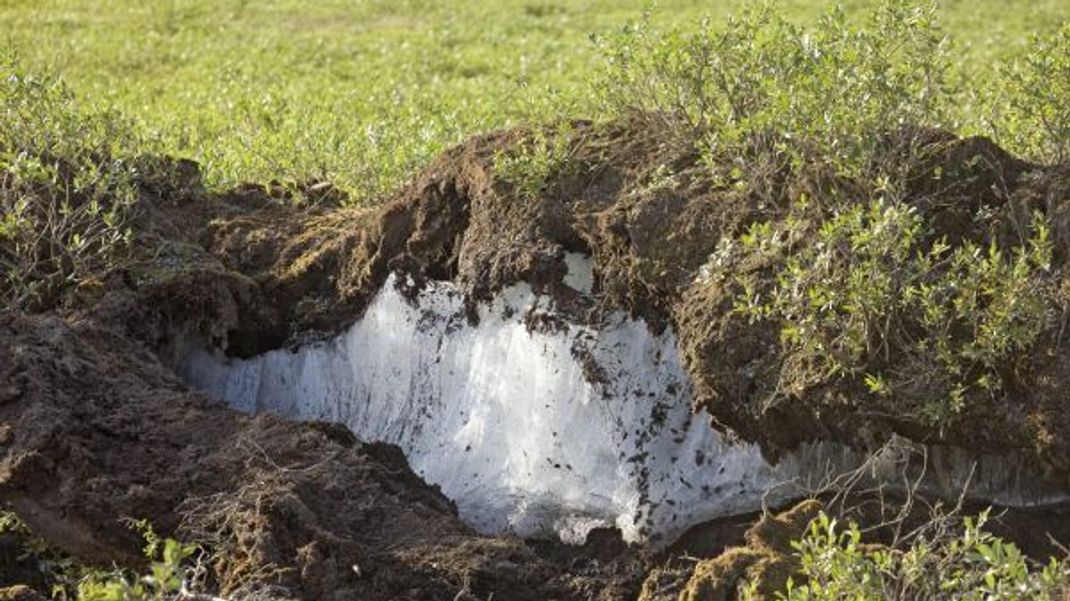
[637,500,822,601]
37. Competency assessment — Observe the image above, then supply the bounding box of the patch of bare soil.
[2,117,1070,598]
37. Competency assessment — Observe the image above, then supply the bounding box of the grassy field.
[3,0,1068,201]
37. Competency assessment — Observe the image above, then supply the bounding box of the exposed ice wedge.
[179,266,1070,546]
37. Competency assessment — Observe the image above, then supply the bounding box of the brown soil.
[2,117,1070,598]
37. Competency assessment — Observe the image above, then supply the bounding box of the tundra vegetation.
[2,0,1069,598]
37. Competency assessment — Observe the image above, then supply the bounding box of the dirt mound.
[150,119,1070,477]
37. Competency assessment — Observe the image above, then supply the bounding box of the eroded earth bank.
[4,119,1070,599]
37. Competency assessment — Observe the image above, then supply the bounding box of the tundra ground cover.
[2,0,1067,201]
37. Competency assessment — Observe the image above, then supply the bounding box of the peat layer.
[2,118,1070,599]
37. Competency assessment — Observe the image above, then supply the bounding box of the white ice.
[178,258,1070,546]
[563,251,595,294]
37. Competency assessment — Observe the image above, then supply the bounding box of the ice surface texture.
[180,259,1069,546]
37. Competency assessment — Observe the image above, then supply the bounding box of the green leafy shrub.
[991,22,1070,165]
[72,520,199,601]
[726,198,1052,424]
[0,53,144,311]
[0,507,204,601]
[757,510,1069,600]
[493,122,578,200]
[594,1,953,191]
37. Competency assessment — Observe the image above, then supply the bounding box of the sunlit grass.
[3,0,1067,201]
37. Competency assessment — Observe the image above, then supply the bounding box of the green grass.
[2,0,1067,202]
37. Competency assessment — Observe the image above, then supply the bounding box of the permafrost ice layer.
[179,256,1070,546]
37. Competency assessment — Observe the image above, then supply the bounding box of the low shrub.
[595,1,1064,424]
[72,520,200,601]
[991,22,1070,166]
[0,507,205,601]
[0,52,144,311]
[724,198,1052,424]
[492,121,579,200]
[594,1,953,193]
[754,510,1069,600]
